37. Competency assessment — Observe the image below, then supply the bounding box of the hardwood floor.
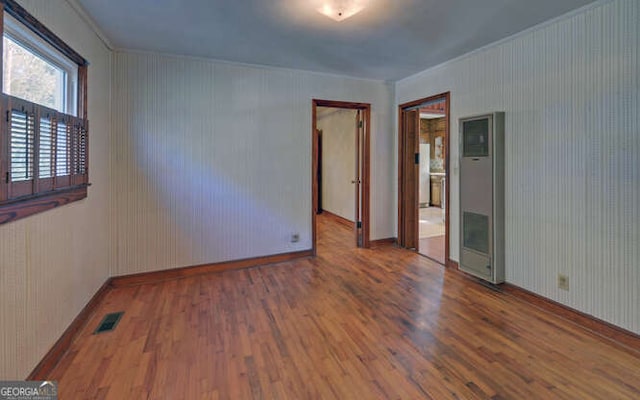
[49,215,640,399]
[419,235,445,265]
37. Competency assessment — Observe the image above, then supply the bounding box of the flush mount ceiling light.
[316,0,369,22]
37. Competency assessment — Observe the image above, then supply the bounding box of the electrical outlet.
[290,233,300,243]
[558,274,569,291]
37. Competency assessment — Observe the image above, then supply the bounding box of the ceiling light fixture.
[316,0,368,22]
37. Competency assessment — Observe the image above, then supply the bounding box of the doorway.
[398,93,450,265]
[312,99,371,254]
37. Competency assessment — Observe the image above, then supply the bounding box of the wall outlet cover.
[558,274,569,291]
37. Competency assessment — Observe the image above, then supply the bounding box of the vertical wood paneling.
[396,0,639,334]
[0,0,112,378]
[111,52,394,276]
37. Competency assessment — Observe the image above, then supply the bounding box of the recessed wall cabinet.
[459,112,505,284]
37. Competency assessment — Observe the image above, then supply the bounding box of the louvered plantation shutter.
[54,116,71,188]
[38,110,56,192]
[1,97,88,200]
[77,120,88,185]
[69,117,88,186]
[51,114,88,189]
[7,98,36,199]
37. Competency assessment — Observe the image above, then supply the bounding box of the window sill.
[0,184,89,225]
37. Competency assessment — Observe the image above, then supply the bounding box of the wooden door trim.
[316,129,323,214]
[312,99,371,255]
[355,110,361,247]
[398,92,451,265]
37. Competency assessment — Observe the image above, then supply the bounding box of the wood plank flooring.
[419,235,445,265]
[50,215,640,399]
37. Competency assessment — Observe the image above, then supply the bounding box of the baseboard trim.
[111,249,314,287]
[446,258,640,354]
[370,237,397,247]
[502,283,640,354]
[27,249,313,378]
[27,278,113,380]
[320,210,353,228]
[446,259,459,269]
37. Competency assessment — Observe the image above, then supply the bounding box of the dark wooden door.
[316,129,322,214]
[401,109,420,249]
[354,110,365,247]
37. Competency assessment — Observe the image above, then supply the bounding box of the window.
[0,0,89,224]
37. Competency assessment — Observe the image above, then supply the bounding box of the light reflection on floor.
[419,206,445,238]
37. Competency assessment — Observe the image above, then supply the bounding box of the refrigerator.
[419,144,430,207]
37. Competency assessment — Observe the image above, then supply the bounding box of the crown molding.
[65,0,113,50]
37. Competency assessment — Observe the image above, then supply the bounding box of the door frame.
[398,92,451,266]
[312,99,371,255]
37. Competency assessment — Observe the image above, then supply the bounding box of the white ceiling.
[76,0,596,81]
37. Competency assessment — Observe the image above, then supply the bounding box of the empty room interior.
[0,0,638,399]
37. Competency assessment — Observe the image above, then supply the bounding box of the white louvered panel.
[111,51,394,276]
[396,0,639,334]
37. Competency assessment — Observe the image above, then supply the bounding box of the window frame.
[0,0,89,225]
[4,13,78,115]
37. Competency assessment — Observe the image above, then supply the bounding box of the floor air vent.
[94,312,124,334]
